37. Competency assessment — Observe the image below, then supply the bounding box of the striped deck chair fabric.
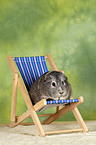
[14,56,48,91]
[14,56,79,110]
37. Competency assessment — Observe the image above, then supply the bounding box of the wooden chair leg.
[11,73,18,122]
[10,107,46,137]
[29,108,45,137]
[72,107,88,132]
[9,110,30,128]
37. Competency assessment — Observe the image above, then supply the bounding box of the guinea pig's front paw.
[65,103,70,106]
[46,98,54,101]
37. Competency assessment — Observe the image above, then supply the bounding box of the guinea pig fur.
[29,71,72,105]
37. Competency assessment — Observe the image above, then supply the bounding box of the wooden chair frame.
[7,53,88,137]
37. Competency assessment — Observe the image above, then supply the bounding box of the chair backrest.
[14,56,48,91]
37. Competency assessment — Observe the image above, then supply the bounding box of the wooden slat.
[38,114,53,117]
[17,113,53,118]
[45,128,83,135]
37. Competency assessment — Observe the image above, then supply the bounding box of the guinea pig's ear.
[44,72,49,82]
[65,76,68,81]
[44,72,52,82]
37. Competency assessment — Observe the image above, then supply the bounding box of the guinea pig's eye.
[62,81,64,85]
[51,81,56,87]
[62,81,66,86]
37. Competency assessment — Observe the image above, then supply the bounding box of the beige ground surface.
[0,121,96,145]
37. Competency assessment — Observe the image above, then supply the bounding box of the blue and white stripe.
[47,99,79,105]
[14,56,48,91]
[39,99,79,111]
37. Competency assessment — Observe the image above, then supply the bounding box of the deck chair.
[7,53,88,137]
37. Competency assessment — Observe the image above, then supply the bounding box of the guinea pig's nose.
[58,87,64,95]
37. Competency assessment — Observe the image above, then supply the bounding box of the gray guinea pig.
[29,71,72,105]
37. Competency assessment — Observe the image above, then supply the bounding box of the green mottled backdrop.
[0,0,96,123]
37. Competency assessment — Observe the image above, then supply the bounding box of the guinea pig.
[29,71,72,105]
